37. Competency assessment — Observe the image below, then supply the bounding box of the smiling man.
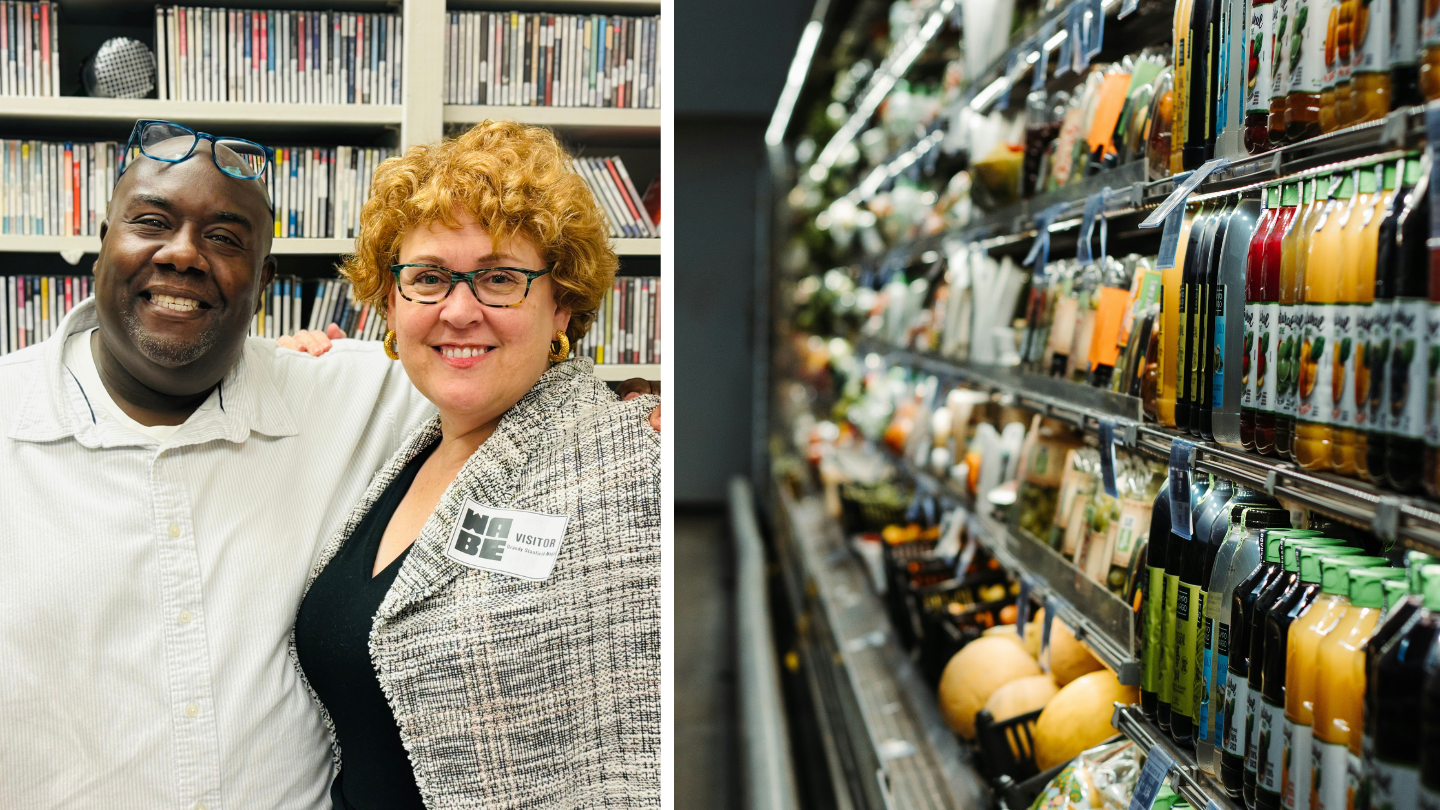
[0,125,435,809]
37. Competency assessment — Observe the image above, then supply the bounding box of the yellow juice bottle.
[1283,548,1385,810]
[1332,169,1370,475]
[1310,567,1407,810]
[1348,0,1391,121]
[1278,177,1320,458]
[1296,172,1348,470]
[1355,162,1399,481]
[1174,0,1196,175]
[1160,206,1199,426]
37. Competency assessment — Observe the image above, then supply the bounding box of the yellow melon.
[938,636,1043,739]
[1023,608,1044,658]
[1046,620,1105,686]
[982,674,1059,722]
[983,625,1029,645]
[1032,670,1137,771]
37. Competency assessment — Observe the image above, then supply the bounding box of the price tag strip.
[1140,158,1231,228]
[1128,746,1177,810]
[1099,417,1120,498]
[1169,438,1194,539]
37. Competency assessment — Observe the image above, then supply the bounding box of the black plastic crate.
[974,707,1043,783]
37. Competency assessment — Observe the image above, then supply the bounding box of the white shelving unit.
[591,363,660,381]
[444,105,660,134]
[0,97,405,127]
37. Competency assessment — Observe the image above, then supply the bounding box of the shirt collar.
[8,298,298,446]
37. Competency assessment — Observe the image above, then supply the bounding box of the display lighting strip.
[766,20,826,148]
[809,0,955,179]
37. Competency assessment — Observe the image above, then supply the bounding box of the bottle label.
[1178,282,1191,402]
[1113,498,1152,568]
[1174,581,1198,717]
[1258,698,1286,794]
[1143,565,1165,693]
[1335,303,1357,426]
[1354,0,1390,74]
[1273,0,1293,100]
[1279,304,1301,417]
[1223,670,1249,757]
[1194,283,1211,406]
[1161,572,1181,703]
[1394,0,1419,66]
[1213,621,1230,741]
[1215,284,1229,407]
[1287,0,1325,94]
[1370,760,1420,810]
[1388,298,1429,440]
[1246,687,1263,774]
[1249,2,1275,112]
[1299,302,1336,425]
[1313,738,1349,810]
[1424,0,1440,48]
[1050,295,1080,357]
[1321,0,1339,91]
[1245,302,1259,408]
[1368,302,1392,433]
[1199,616,1214,743]
[1262,301,1280,414]
[1429,302,1440,447]
[1282,718,1313,810]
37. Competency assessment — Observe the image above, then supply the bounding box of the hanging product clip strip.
[1022,202,1067,276]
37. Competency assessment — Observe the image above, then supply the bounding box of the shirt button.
[195,804,207,810]
[179,610,192,625]
[168,523,181,538]
[185,703,199,718]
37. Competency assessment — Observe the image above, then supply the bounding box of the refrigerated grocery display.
[754,0,1440,807]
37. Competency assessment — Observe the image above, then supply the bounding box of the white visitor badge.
[444,498,571,581]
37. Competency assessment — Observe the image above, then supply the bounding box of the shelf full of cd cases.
[769,461,991,810]
[0,97,404,127]
[863,341,1440,557]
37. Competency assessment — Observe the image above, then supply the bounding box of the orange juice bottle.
[1284,0,1325,141]
[1175,0,1197,175]
[1160,206,1200,426]
[1270,0,1295,144]
[1354,162,1395,481]
[1334,0,1356,125]
[1320,0,1347,132]
[1332,168,1371,475]
[1311,566,1406,810]
[1296,172,1347,469]
[1348,0,1391,121]
[1422,0,1440,100]
[1278,177,1320,458]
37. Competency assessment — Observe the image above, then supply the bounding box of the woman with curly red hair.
[287,120,660,809]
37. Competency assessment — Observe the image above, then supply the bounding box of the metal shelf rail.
[1112,703,1244,810]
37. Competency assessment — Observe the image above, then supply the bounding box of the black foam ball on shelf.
[82,38,155,99]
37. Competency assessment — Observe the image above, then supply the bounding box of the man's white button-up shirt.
[0,300,434,809]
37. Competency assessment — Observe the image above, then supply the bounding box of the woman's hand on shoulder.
[276,324,348,357]
[618,378,661,432]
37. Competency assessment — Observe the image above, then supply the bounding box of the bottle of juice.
[1248,0,1278,152]
[1242,529,1329,806]
[1176,0,1197,175]
[1320,0,1343,132]
[1282,549,1388,810]
[1245,188,1280,451]
[1422,0,1440,99]
[1179,204,1218,430]
[1270,0,1295,144]
[1311,566,1406,810]
[1333,168,1373,475]
[1279,177,1322,458]
[1187,479,1237,754]
[1426,223,1440,498]
[1162,473,1203,734]
[1365,159,1410,484]
[1384,155,1430,493]
[1337,0,1357,125]
[1395,0,1424,108]
[1174,474,1221,747]
[1295,172,1351,470]
[1144,479,1174,720]
[1284,0,1325,141]
[1198,199,1241,437]
[1256,538,1359,810]
[1161,207,1200,427]
[1216,509,1292,789]
[1203,495,1284,774]
[1206,0,1225,158]
[1348,0,1391,121]
[1365,564,1440,810]
[1353,163,1393,481]
[1215,191,1263,447]
[1257,184,1300,455]
[1189,0,1216,168]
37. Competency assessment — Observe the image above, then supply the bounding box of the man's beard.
[120,303,226,367]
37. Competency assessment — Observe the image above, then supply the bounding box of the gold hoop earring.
[548,331,570,363]
[383,330,400,360]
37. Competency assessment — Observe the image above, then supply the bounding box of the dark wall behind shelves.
[676,0,811,504]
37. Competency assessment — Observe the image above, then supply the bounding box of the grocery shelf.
[866,339,1440,554]
[771,471,992,810]
[1112,703,1244,810]
[591,363,660,381]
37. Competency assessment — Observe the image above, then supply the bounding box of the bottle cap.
[1360,166,1378,195]
[1383,162,1397,191]
[1282,183,1301,206]
[1350,567,1407,608]
[1314,554,1387,590]
[1405,157,1421,185]
[1383,578,1410,611]
[1262,529,1323,563]
[1282,537,1348,573]
[1336,171,1354,199]
[1423,564,1440,611]
[1407,551,1434,593]
[1298,546,1367,582]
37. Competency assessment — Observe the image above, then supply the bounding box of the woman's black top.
[295,441,437,810]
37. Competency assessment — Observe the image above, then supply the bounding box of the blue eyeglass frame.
[390,264,554,308]
[116,120,274,187]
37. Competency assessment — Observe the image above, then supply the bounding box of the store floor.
[676,506,739,810]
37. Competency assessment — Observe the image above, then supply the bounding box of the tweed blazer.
[290,358,661,809]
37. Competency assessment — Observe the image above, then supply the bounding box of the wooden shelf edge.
[0,97,404,126]
[591,363,659,381]
[443,105,660,130]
